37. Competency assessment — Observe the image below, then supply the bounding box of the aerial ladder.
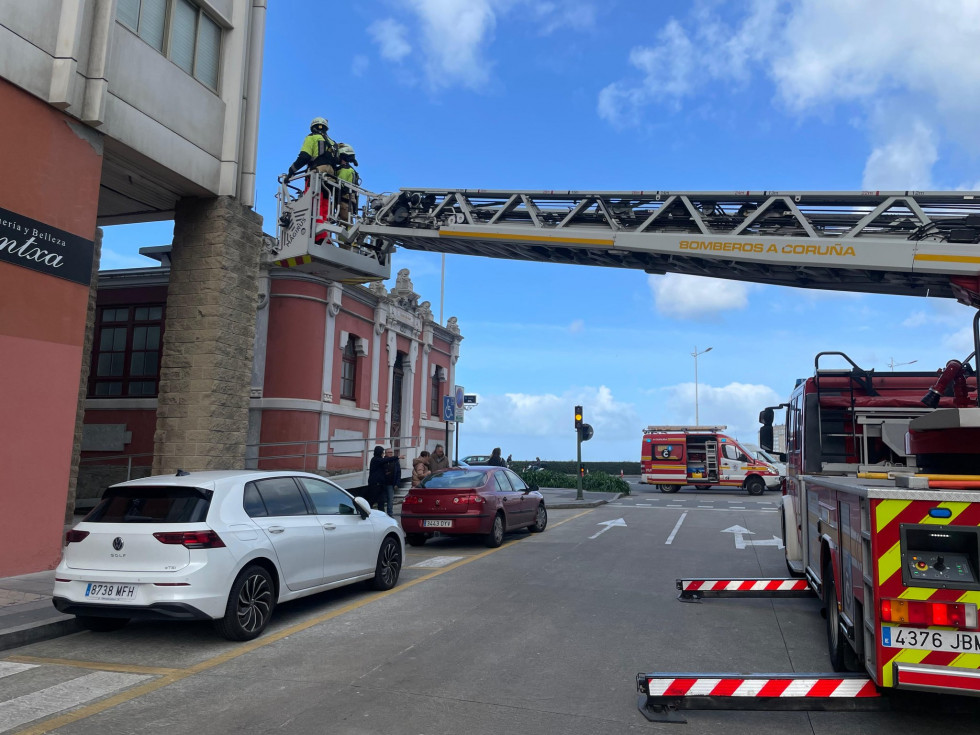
[271,183,980,719]
[273,183,980,305]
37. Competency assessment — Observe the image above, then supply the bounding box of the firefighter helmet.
[310,116,328,132]
[338,144,358,165]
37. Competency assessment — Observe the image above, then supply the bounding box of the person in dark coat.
[487,447,507,467]
[367,445,400,512]
[381,448,402,516]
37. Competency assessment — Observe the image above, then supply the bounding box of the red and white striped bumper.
[676,577,813,601]
[894,663,980,695]
[636,672,884,722]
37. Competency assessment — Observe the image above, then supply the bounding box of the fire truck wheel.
[824,561,860,672]
[745,477,766,495]
[656,484,679,493]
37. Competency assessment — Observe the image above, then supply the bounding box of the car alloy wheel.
[215,565,275,641]
[371,536,402,590]
[529,504,547,533]
[486,513,505,548]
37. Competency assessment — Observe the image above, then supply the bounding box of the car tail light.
[153,530,226,549]
[881,598,978,630]
[454,494,485,505]
[407,495,425,504]
[65,530,89,545]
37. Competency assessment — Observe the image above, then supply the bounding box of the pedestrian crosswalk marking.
[0,662,37,680]
[0,671,148,733]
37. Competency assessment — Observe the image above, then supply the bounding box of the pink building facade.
[80,261,462,500]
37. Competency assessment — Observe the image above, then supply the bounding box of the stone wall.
[66,227,103,521]
[153,196,263,474]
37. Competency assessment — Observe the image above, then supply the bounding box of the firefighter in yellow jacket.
[286,117,338,241]
[335,144,360,224]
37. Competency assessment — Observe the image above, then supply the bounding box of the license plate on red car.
[423,520,453,528]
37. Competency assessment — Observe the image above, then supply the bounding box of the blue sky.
[101,0,980,461]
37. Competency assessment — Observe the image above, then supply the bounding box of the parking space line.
[665,513,687,545]
[4,656,180,677]
[14,507,598,734]
[409,556,466,568]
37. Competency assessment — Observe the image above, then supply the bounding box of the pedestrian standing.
[487,447,506,467]
[429,444,450,472]
[368,445,400,513]
[412,451,431,487]
[382,448,403,517]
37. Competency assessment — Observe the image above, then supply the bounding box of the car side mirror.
[529,483,539,492]
[354,496,372,517]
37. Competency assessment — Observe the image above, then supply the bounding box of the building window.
[340,337,357,400]
[117,0,221,90]
[89,305,165,398]
[431,367,443,417]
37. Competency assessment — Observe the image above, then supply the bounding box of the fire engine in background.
[641,425,781,495]
[760,342,980,693]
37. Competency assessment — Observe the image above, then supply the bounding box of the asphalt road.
[3,482,980,734]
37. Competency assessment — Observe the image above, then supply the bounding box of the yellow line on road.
[13,506,597,734]
[4,655,180,677]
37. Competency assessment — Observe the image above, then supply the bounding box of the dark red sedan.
[400,467,547,548]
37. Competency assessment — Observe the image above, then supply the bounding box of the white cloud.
[648,273,751,320]
[407,0,497,90]
[662,381,782,438]
[598,2,780,126]
[902,311,929,329]
[464,385,639,440]
[530,0,596,35]
[368,19,412,61]
[861,118,937,190]
[599,0,980,182]
[942,326,975,355]
[351,54,370,77]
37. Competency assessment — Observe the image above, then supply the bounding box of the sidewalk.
[0,487,618,653]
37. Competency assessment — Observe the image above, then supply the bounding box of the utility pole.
[692,346,712,424]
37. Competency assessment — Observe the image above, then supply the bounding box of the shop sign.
[0,205,95,286]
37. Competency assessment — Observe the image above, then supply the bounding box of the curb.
[0,617,81,653]
[546,493,622,510]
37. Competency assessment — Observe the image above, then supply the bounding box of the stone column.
[153,196,262,474]
[66,227,103,522]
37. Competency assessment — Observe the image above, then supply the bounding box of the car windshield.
[420,470,488,489]
[84,486,212,523]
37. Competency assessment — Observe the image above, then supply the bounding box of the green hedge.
[512,460,640,475]
[514,468,631,495]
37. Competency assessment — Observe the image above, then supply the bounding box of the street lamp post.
[888,358,917,371]
[692,346,713,425]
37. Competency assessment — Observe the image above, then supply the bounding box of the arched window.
[340,337,357,400]
[431,367,443,416]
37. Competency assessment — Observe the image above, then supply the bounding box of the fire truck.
[640,425,780,495]
[755,345,980,693]
[271,184,980,707]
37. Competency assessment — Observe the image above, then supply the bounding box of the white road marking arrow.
[589,518,627,539]
[722,524,784,550]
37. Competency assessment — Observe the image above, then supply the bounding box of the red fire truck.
[760,346,980,693]
[641,425,781,495]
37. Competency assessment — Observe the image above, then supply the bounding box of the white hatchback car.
[53,470,404,640]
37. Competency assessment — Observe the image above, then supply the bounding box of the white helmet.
[337,143,358,165]
[310,116,328,132]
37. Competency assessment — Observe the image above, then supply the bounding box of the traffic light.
[574,405,583,430]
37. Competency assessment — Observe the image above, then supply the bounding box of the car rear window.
[420,470,487,489]
[84,486,211,523]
